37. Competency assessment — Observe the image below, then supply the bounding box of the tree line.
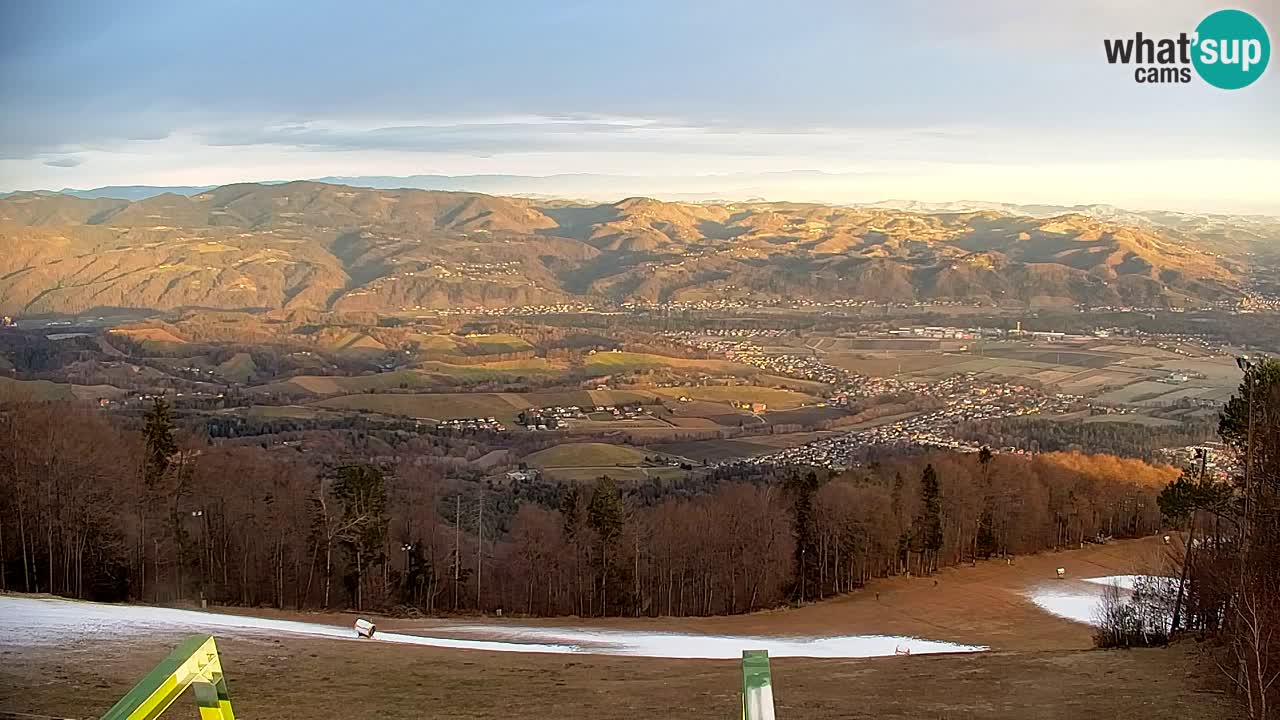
[0,398,1172,617]
[1156,358,1280,719]
[957,416,1217,461]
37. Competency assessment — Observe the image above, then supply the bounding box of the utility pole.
[1237,356,1255,550]
[476,485,484,613]
[453,495,460,610]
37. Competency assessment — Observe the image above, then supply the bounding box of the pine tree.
[560,485,584,614]
[976,447,996,559]
[138,397,177,601]
[786,470,821,602]
[142,397,177,488]
[587,475,625,615]
[331,464,388,611]
[917,464,944,573]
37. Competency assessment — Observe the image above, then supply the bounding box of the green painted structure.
[100,635,235,720]
[741,649,776,720]
[95,632,769,718]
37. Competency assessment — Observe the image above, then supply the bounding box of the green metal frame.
[741,649,776,720]
[97,634,769,719]
[101,635,235,720]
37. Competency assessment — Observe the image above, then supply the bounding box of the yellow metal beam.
[100,635,234,720]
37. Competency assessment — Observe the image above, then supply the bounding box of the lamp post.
[188,509,206,607]
[401,542,414,603]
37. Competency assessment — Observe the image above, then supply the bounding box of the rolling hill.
[0,181,1257,315]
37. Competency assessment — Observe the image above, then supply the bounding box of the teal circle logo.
[1193,9,1270,89]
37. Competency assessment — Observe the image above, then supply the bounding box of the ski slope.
[0,595,985,659]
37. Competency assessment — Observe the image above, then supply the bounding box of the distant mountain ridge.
[0,180,1264,315]
[12,174,1277,229]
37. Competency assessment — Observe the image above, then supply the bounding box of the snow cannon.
[355,618,377,639]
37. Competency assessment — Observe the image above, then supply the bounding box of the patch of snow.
[1025,574,1177,627]
[439,624,984,659]
[1026,586,1108,625]
[1081,575,1176,592]
[0,596,985,659]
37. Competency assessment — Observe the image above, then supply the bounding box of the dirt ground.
[0,638,1237,720]
[0,537,1242,719]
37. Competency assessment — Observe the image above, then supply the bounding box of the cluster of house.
[687,328,789,338]
[439,302,597,317]
[618,298,992,313]
[746,377,1083,469]
[434,417,505,432]
[1237,291,1280,313]
[517,406,584,430]
[517,403,655,430]
[1154,442,1237,480]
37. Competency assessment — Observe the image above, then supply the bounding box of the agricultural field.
[754,374,831,394]
[416,358,568,381]
[311,389,655,422]
[1055,368,1152,396]
[537,467,651,483]
[653,431,841,462]
[561,417,673,432]
[260,370,439,396]
[214,352,258,383]
[761,406,849,426]
[108,326,187,348]
[651,385,816,410]
[980,348,1122,369]
[313,392,523,421]
[457,333,534,355]
[320,330,387,353]
[665,399,755,421]
[405,332,464,353]
[584,351,754,375]
[523,442,651,468]
[0,376,126,402]
[256,360,569,397]
[0,376,78,401]
[816,337,1243,410]
[826,352,970,377]
[1096,381,1191,405]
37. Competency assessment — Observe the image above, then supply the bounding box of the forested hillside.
[0,399,1173,616]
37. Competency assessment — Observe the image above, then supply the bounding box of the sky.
[0,0,1276,213]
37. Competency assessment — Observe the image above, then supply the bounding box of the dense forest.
[0,399,1174,617]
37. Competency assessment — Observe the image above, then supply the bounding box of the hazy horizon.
[8,171,1280,218]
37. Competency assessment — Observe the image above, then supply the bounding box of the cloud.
[201,116,687,155]
[190,116,1005,166]
[42,156,83,168]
